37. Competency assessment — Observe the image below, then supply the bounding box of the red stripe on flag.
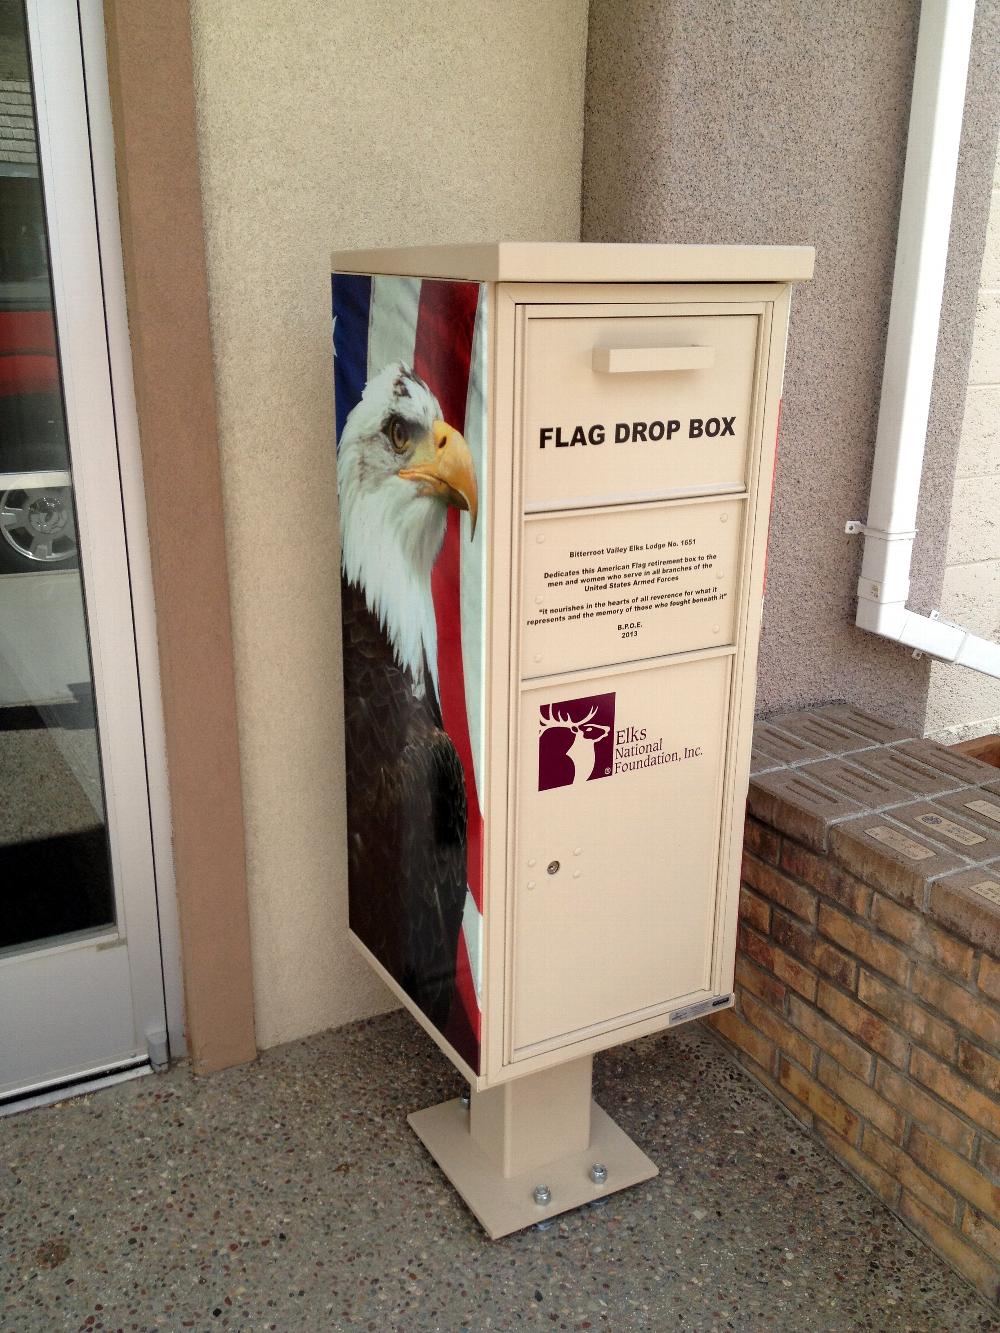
[431,509,483,916]
[412,280,484,1068]
[413,280,483,912]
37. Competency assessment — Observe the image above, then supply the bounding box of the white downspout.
[850,0,1000,679]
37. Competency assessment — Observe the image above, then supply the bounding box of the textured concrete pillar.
[583,0,1000,732]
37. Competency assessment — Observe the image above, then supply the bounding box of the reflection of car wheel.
[0,485,78,572]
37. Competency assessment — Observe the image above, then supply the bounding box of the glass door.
[0,0,168,1101]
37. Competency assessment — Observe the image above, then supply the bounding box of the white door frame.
[75,0,184,1057]
[0,0,183,1094]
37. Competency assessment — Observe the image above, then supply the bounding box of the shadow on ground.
[1,1012,997,1331]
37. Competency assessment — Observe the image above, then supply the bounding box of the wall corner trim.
[102,0,257,1074]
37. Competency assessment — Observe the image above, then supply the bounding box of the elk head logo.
[538,692,616,791]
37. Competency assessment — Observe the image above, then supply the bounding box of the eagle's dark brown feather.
[341,575,467,1031]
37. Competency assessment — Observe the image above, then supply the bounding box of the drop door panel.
[511,654,731,1055]
[523,310,760,510]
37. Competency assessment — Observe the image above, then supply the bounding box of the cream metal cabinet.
[330,242,813,1235]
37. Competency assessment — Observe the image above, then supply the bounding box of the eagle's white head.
[337,361,478,699]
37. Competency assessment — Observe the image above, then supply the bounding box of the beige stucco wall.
[582,0,1000,735]
[926,141,1000,742]
[188,0,588,1047]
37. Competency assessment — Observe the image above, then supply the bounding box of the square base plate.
[408,1097,658,1239]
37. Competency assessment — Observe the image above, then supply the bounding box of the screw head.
[533,1184,552,1207]
[590,1163,608,1185]
[547,860,560,875]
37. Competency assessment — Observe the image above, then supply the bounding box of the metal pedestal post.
[408,1056,658,1238]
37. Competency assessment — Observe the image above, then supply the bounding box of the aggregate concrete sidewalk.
[2,1011,997,1332]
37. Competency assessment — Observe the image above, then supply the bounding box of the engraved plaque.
[969,878,1000,906]
[521,498,743,678]
[912,812,985,847]
[864,825,935,861]
[964,797,1000,825]
[892,802,1000,862]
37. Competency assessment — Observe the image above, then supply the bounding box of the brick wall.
[707,706,1000,1305]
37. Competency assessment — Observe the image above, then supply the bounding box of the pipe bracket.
[845,520,917,541]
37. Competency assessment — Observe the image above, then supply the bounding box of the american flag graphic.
[333,273,486,1072]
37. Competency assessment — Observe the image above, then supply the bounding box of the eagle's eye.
[386,415,411,454]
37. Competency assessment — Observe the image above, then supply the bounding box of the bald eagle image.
[337,361,478,1035]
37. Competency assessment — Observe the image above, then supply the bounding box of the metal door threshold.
[0,1056,151,1117]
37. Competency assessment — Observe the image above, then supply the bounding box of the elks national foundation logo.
[538,693,616,791]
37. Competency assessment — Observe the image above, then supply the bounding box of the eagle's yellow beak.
[399,419,478,538]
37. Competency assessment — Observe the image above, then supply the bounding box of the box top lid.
[329,241,815,284]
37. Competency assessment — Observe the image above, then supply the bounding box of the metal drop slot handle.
[591,345,715,374]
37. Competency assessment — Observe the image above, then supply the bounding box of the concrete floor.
[0,725,102,846]
[2,1013,997,1333]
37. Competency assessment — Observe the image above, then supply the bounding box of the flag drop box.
[331,242,814,1235]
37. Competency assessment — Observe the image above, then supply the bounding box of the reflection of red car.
[0,280,77,572]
